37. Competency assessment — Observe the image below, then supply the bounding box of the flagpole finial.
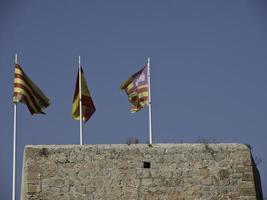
[15,53,18,64]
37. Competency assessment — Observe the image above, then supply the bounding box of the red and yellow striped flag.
[72,67,95,122]
[13,64,51,114]
[120,65,149,113]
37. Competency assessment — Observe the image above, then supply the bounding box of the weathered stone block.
[239,188,256,196]
[21,144,260,200]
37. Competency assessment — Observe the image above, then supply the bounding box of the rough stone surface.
[21,144,258,200]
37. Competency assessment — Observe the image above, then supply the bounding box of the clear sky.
[0,0,267,198]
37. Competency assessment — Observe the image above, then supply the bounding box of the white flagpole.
[147,57,153,145]
[79,56,83,145]
[12,53,18,200]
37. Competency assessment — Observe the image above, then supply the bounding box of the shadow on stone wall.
[251,156,263,200]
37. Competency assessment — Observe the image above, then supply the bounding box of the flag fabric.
[72,67,95,122]
[13,64,51,114]
[120,65,149,113]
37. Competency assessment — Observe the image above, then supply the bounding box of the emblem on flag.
[120,65,149,113]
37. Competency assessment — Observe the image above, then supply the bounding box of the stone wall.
[21,144,260,200]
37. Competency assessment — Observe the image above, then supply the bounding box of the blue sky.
[0,0,267,198]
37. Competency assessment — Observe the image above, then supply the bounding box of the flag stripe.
[121,65,149,112]
[13,64,50,114]
[72,67,95,122]
[72,68,92,97]
[13,92,40,114]
[82,95,95,107]
[80,96,95,121]
[72,97,95,120]
[126,86,148,95]
[14,66,50,107]
[14,83,45,112]
[14,74,49,107]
